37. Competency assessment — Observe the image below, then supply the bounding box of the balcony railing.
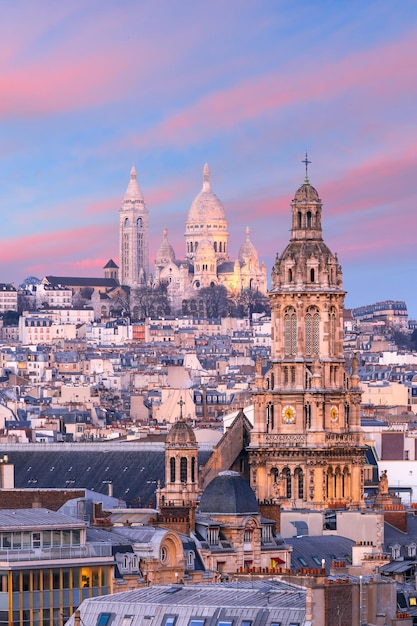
[0,542,112,562]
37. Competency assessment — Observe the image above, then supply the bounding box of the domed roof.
[156,228,176,265]
[187,164,226,224]
[293,182,320,203]
[238,227,258,264]
[123,166,144,203]
[166,419,197,447]
[199,471,258,515]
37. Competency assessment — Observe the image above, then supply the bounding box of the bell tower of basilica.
[249,159,366,510]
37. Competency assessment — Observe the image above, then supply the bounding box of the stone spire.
[124,165,144,202]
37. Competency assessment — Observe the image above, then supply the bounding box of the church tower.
[249,159,366,511]
[119,166,149,287]
[156,400,199,508]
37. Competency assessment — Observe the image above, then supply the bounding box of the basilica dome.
[293,182,320,203]
[238,227,258,264]
[155,228,176,266]
[166,419,196,447]
[199,471,258,515]
[187,164,227,224]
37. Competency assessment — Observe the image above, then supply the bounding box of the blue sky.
[1,1,417,315]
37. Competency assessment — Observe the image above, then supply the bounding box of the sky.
[1,1,417,315]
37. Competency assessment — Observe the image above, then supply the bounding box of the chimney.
[0,457,14,489]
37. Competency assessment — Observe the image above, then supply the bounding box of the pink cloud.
[127,30,417,150]
[0,224,115,268]
[0,52,130,117]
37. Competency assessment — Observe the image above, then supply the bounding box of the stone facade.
[153,164,267,312]
[249,174,366,510]
[119,166,149,287]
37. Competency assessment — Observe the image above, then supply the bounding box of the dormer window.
[408,543,416,558]
[207,527,219,545]
[391,543,401,559]
[261,525,272,543]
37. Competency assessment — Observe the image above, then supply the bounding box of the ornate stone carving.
[265,434,307,446]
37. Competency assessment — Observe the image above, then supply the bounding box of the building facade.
[249,172,366,510]
[0,508,113,626]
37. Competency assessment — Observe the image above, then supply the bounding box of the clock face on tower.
[282,405,296,424]
[330,405,339,422]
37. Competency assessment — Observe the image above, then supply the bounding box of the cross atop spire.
[302,152,311,183]
[178,396,185,421]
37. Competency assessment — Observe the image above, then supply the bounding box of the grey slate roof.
[199,470,258,515]
[7,447,212,506]
[45,276,119,288]
[286,535,355,574]
[0,508,86,529]
[66,580,307,626]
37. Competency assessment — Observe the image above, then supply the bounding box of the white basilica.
[119,163,267,313]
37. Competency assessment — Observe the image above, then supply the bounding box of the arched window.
[214,242,217,252]
[271,467,279,484]
[295,468,304,499]
[180,457,187,483]
[306,307,319,355]
[266,403,274,432]
[304,403,311,429]
[306,211,312,228]
[271,373,275,390]
[282,467,292,499]
[288,268,293,283]
[191,457,196,483]
[137,217,142,227]
[313,311,319,354]
[342,466,350,498]
[306,311,314,353]
[310,268,315,282]
[124,217,130,227]
[298,211,302,228]
[219,242,222,252]
[326,467,333,499]
[334,466,340,498]
[329,307,336,356]
[190,242,193,253]
[170,457,176,483]
[284,308,297,356]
